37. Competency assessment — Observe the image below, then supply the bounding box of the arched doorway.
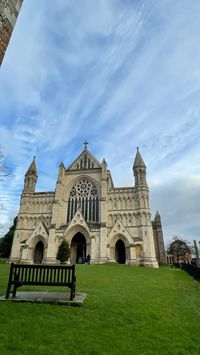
[71,232,86,264]
[33,241,44,264]
[115,239,126,264]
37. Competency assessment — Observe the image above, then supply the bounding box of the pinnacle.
[25,156,38,176]
[155,211,161,221]
[133,147,146,169]
[59,161,65,168]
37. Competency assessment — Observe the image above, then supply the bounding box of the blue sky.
[0,0,200,246]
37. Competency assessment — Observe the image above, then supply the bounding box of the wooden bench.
[6,263,76,300]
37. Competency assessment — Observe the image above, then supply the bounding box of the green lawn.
[0,264,200,355]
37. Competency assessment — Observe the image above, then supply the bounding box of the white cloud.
[0,0,200,245]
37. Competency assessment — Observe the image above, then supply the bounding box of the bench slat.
[60,268,63,283]
[39,268,42,283]
[56,269,59,282]
[32,267,35,282]
[21,267,25,281]
[24,267,28,281]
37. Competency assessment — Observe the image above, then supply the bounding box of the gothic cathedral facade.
[10,145,165,267]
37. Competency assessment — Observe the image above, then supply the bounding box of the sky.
[0,0,200,247]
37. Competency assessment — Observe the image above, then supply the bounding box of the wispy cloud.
[0,0,200,244]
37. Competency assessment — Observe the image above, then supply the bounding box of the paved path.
[0,292,86,306]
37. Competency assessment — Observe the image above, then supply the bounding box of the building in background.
[10,144,165,267]
[0,0,23,66]
[166,239,192,265]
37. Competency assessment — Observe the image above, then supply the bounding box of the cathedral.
[0,0,23,66]
[10,144,165,267]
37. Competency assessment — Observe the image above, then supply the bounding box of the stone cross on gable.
[83,140,89,149]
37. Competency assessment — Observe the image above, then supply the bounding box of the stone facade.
[10,146,164,267]
[0,0,23,65]
[152,211,165,264]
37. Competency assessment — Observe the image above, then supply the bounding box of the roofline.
[67,148,102,170]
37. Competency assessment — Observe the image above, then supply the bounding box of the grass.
[0,258,8,264]
[0,264,200,355]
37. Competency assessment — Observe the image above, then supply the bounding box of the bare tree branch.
[0,145,11,180]
[0,145,12,238]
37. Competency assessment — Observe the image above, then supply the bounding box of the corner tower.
[133,147,147,186]
[132,147,158,267]
[23,157,38,193]
[152,211,165,264]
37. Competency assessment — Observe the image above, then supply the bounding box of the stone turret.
[152,211,165,264]
[154,211,162,227]
[23,156,38,193]
[133,147,147,186]
[57,162,65,183]
[101,158,107,180]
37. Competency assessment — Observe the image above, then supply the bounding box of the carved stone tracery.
[70,180,98,198]
[67,179,99,223]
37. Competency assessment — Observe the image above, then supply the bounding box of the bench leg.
[13,284,18,298]
[6,263,14,299]
[69,282,76,301]
[73,284,76,299]
[70,287,73,301]
[5,283,11,299]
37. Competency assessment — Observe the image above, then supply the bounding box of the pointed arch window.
[67,180,99,223]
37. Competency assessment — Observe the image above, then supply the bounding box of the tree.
[193,240,200,265]
[0,146,10,181]
[0,217,17,258]
[56,240,70,263]
[0,145,12,239]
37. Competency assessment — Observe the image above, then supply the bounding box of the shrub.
[56,240,70,263]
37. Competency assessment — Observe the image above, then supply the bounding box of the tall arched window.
[67,180,99,223]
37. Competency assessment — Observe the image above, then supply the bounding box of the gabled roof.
[25,222,49,247]
[67,148,101,170]
[107,219,133,246]
[65,209,91,235]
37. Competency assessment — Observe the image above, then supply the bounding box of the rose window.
[67,180,99,223]
[69,180,98,198]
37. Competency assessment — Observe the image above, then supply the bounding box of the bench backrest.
[9,263,75,286]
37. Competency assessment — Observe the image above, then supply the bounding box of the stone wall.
[0,0,23,65]
[16,192,55,241]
